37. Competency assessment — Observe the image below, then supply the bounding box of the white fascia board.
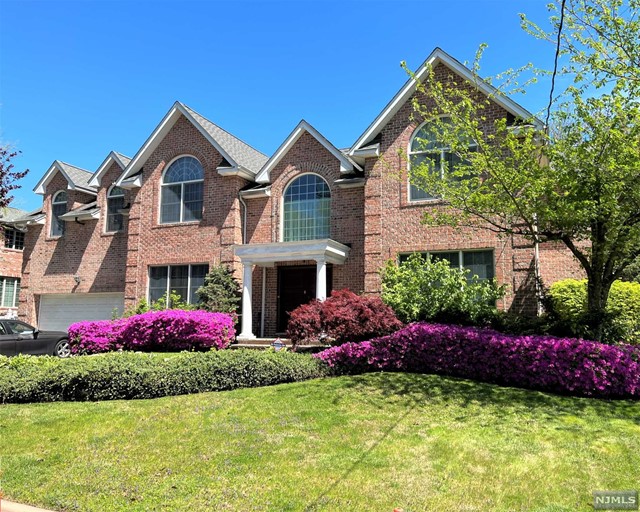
[234,238,350,265]
[349,48,542,155]
[119,175,142,190]
[334,177,365,189]
[216,166,255,181]
[116,101,240,186]
[60,209,100,222]
[240,186,272,199]
[89,151,127,187]
[33,161,66,195]
[255,120,362,184]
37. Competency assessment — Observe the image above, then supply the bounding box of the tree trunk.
[586,271,613,341]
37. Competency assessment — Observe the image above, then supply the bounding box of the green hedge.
[0,350,330,403]
[548,279,640,344]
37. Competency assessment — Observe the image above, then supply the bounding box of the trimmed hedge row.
[315,322,640,398]
[69,310,235,354]
[0,350,329,403]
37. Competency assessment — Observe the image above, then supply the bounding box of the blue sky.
[1,0,558,212]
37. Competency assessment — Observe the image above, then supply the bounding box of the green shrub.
[123,291,196,317]
[381,254,506,325]
[548,279,640,344]
[0,350,330,403]
[196,264,241,314]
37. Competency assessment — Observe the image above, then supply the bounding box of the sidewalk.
[1,500,57,512]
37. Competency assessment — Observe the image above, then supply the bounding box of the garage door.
[38,293,125,331]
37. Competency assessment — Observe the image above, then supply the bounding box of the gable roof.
[255,120,362,184]
[88,151,132,187]
[116,101,268,185]
[0,206,29,223]
[34,160,97,196]
[349,47,543,155]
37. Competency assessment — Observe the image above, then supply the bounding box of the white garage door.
[39,293,125,331]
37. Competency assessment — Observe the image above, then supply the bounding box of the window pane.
[51,203,66,236]
[2,279,15,307]
[189,264,209,304]
[431,251,460,268]
[14,230,24,250]
[4,230,13,249]
[169,265,189,304]
[107,195,125,232]
[283,175,330,241]
[182,182,203,221]
[160,185,182,223]
[149,267,168,304]
[463,251,494,280]
[163,157,204,183]
[409,153,440,201]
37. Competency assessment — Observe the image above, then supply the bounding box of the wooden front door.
[277,265,332,333]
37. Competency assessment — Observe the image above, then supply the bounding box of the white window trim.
[50,190,68,237]
[399,249,495,279]
[4,228,24,250]
[407,116,477,203]
[147,264,208,307]
[0,277,20,308]
[280,172,331,243]
[105,185,126,233]
[159,155,205,225]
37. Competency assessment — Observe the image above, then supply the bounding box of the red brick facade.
[18,53,584,333]
[0,223,25,317]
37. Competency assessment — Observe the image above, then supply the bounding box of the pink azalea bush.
[315,322,640,398]
[69,310,235,354]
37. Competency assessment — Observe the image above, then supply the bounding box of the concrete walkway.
[1,499,57,512]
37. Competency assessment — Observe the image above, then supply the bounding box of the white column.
[316,258,327,301]
[239,261,255,339]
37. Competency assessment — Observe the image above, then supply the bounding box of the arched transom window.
[283,174,331,242]
[160,156,204,224]
[50,190,67,237]
[106,186,125,232]
[408,117,475,201]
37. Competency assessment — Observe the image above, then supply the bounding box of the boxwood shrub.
[315,322,640,399]
[0,350,329,403]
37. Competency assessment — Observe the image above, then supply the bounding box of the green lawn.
[0,373,638,512]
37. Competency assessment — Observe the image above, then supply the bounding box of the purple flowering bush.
[315,322,640,398]
[69,310,235,354]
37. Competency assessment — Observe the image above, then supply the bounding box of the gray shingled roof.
[182,103,268,174]
[113,152,131,168]
[57,161,96,191]
[0,206,29,222]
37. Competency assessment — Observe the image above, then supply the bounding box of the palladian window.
[283,174,330,242]
[160,156,204,224]
[106,186,125,232]
[50,190,67,237]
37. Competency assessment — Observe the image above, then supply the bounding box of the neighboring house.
[16,48,582,335]
[0,206,28,318]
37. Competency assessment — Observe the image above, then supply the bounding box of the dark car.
[0,319,70,358]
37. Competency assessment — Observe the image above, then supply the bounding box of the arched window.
[160,156,204,224]
[408,117,475,201]
[283,174,331,242]
[106,186,125,232]
[50,191,67,237]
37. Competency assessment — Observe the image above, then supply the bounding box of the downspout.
[238,192,247,245]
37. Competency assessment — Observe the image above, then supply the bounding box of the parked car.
[0,320,70,357]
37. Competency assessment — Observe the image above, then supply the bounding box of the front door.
[277,265,332,333]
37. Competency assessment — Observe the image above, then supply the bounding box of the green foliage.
[0,350,329,403]
[196,264,241,314]
[620,257,640,283]
[381,254,505,325]
[548,279,640,344]
[123,291,195,317]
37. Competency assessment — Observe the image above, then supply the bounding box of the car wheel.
[54,339,71,358]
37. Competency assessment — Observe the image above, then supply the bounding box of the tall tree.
[406,0,640,340]
[0,146,29,209]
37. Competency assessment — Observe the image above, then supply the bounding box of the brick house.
[16,48,582,335]
[0,206,27,318]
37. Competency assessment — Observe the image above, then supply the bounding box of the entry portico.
[234,239,350,340]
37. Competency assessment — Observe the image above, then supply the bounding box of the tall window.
[408,117,475,201]
[160,156,204,223]
[50,191,67,237]
[399,250,495,281]
[4,229,25,250]
[148,264,209,306]
[283,174,331,242]
[106,186,126,232]
[0,277,20,308]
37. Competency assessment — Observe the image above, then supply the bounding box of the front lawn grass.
[0,372,638,511]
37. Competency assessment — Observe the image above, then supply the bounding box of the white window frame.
[159,155,204,224]
[407,116,477,202]
[105,185,126,233]
[399,249,495,280]
[280,172,331,242]
[0,277,20,308]
[50,190,68,237]
[147,263,209,307]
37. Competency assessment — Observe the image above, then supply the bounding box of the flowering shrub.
[315,322,640,398]
[69,310,235,354]
[287,289,402,347]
